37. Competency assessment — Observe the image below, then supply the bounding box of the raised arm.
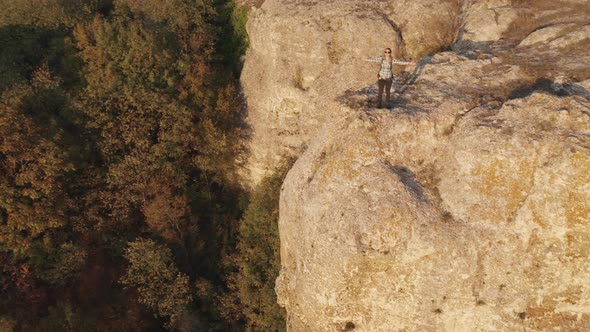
[365,56,384,63]
[392,59,414,65]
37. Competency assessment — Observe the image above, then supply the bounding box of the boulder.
[518,23,578,47]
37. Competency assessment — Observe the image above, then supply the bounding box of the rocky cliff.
[241,0,590,330]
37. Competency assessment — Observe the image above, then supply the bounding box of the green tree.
[121,238,193,329]
[0,64,90,331]
[195,81,247,181]
[73,10,196,223]
[28,242,87,288]
[224,161,292,331]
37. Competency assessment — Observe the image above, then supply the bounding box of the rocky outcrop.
[240,0,530,186]
[242,0,503,186]
[240,0,590,331]
[241,0,403,186]
[276,52,590,331]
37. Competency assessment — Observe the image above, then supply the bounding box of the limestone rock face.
[276,52,590,331]
[240,1,590,331]
[241,0,403,186]
[461,0,517,42]
[241,0,499,186]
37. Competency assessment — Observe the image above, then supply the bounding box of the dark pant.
[378,78,393,105]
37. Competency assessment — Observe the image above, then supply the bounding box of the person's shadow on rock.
[335,56,431,111]
[392,56,432,99]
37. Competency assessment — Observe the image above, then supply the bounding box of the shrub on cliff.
[402,0,466,58]
[223,160,294,331]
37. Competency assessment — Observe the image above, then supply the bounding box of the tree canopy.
[0,1,272,331]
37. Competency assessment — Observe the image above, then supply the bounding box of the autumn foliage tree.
[1,0,253,330]
[0,65,80,268]
[121,238,193,329]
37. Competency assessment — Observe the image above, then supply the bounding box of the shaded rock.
[545,24,590,49]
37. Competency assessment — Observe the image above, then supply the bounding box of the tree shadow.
[235,81,253,163]
[507,77,590,101]
[0,24,77,93]
[396,56,432,95]
[385,163,428,203]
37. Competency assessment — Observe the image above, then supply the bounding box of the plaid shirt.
[365,56,411,79]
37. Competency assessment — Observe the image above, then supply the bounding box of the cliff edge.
[241,0,590,330]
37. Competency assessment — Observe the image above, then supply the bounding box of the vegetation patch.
[399,0,466,59]
[222,158,294,331]
[0,0,257,330]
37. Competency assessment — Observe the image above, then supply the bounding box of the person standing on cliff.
[365,48,415,108]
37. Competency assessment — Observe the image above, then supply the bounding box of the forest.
[0,0,285,331]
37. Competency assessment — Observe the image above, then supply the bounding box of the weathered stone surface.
[240,0,404,186]
[518,23,578,47]
[240,0,525,187]
[240,1,590,330]
[545,24,590,49]
[275,51,590,331]
[236,0,265,8]
[512,23,590,78]
[461,0,517,42]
